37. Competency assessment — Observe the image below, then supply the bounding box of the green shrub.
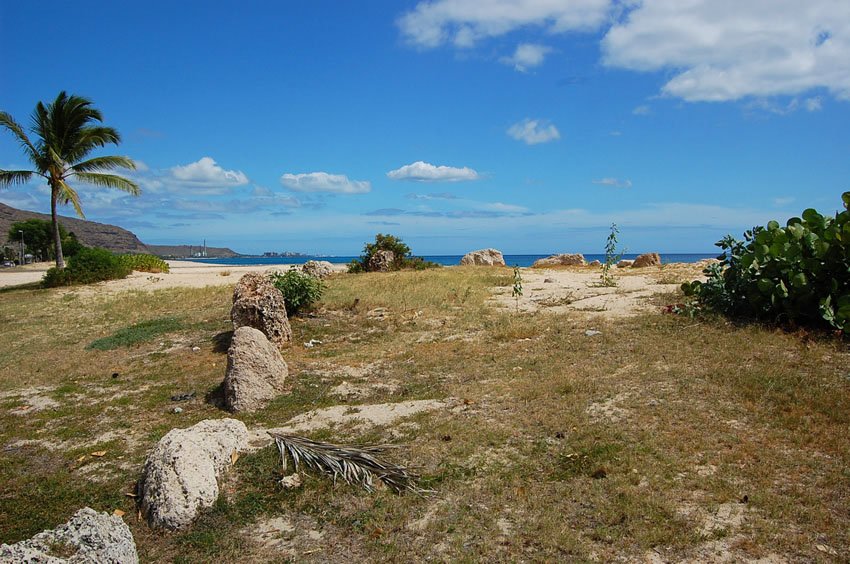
[42,247,131,287]
[348,233,441,273]
[270,268,324,315]
[684,191,850,334]
[120,253,170,273]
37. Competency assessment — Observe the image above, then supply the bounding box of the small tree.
[599,223,624,287]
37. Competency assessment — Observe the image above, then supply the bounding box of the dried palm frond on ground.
[271,433,430,495]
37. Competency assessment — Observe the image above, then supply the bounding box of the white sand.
[0,260,347,291]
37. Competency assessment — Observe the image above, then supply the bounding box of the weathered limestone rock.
[368,250,395,272]
[616,260,634,268]
[0,507,138,563]
[632,253,662,268]
[231,272,292,345]
[460,248,505,266]
[139,419,249,530]
[588,260,602,267]
[302,260,334,279]
[532,253,586,267]
[225,326,288,412]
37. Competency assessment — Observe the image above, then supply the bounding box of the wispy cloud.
[406,192,459,200]
[593,177,632,189]
[397,0,611,49]
[280,172,371,194]
[632,105,650,116]
[387,161,479,182]
[507,119,560,145]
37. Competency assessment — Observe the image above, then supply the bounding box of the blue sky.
[1,0,849,255]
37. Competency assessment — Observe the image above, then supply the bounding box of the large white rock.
[139,419,249,530]
[0,507,138,563]
[224,326,288,412]
[459,249,505,266]
[231,272,292,346]
[301,260,334,279]
[532,253,586,267]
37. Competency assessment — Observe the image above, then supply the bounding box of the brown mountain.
[0,203,149,253]
[0,203,239,257]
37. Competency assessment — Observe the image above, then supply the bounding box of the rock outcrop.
[588,260,602,267]
[302,260,334,279]
[231,273,292,346]
[224,327,288,412]
[460,249,505,266]
[139,419,249,530]
[532,253,585,267]
[0,507,138,563]
[632,253,662,268]
[368,250,395,272]
[616,260,634,268]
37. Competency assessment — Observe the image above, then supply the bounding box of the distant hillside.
[0,203,149,254]
[0,203,240,258]
[145,244,240,258]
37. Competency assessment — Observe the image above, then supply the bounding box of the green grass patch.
[86,316,183,350]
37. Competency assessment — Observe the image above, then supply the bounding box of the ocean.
[184,253,718,268]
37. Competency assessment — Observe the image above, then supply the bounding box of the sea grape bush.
[683,191,850,334]
[271,268,324,315]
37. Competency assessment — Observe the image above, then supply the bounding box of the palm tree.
[0,91,139,268]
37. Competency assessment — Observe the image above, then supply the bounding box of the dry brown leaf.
[230,450,239,465]
[90,451,107,457]
[124,492,137,498]
[113,509,125,517]
[76,455,86,463]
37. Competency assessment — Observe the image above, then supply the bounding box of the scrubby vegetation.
[42,247,131,287]
[684,191,850,334]
[347,233,441,273]
[270,268,324,315]
[120,253,170,274]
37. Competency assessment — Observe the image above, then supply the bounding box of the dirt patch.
[490,265,699,318]
[586,392,632,422]
[251,399,449,446]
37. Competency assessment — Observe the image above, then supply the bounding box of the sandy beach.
[0,260,349,291]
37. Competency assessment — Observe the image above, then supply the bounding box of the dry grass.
[1,267,848,562]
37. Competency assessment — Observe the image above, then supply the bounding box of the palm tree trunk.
[50,186,65,269]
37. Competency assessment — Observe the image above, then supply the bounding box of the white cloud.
[280,172,371,194]
[773,197,795,206]
[500,43,552,72]
[170,157,248,187]
[387,161,479,182]
[632,105,650,116]
[398,0,611,48]
[507,118,561,144]
[593,177,632,188]
[602,0,850,102]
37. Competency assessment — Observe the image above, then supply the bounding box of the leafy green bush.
[684,192,850,334]
[348,233,441,273]
[87,317,183,350]
[270,268,324,315]
[120,253,170,273]
[42,247,132,287]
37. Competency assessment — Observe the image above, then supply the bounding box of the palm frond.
[0,170,36,188]
[66,126,122,162]
[57,181,85,218]
[271,433,430,495]
[0,112,39,164]
[70,155,135,174]
[72,172,140,195]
